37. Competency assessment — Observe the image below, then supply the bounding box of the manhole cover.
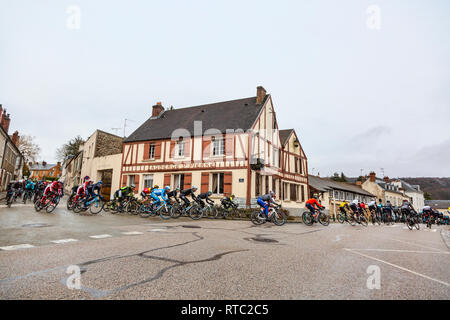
[182,225,201,229]
[250,237,278,243]
[22,223,52,228]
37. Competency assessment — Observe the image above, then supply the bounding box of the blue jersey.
[25,181,35,190]
[151,188,167,199]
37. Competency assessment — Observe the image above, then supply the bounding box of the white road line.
[89,234,112,239]
[121,231,143,235]
[344,248,449,287]
[0,244,35,251]
[51,239,78,244]
[149,229,166,232]
[344,248,449,255]
[389,238,442,252]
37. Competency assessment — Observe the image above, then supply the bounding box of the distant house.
[391,179,424,211]
[425,200,450,216]
[309,175,375,216]
[29,161,62,180]
[361,172,409,206]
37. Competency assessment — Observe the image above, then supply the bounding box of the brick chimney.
[152,102,164,117]
[10,131,19,146]
[356,181,362,186]
[42,161,47,167]
[369,171,376,182]
[256,86,267,105]
[0,108,11,134]
[383,176,389,183]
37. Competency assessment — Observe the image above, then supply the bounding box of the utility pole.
[380,168,385,177]
[123,118,135,138]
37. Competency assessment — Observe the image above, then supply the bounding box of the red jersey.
[306,198,321,208]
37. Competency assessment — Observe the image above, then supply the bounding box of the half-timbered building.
[121,86,308,212]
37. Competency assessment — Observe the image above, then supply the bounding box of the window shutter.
[224,172,232,197]
[203,140,211,158]
[183,173,192,190]
[134,175,140,193]
[185,139,190,158]
[164,173,171,187]
[225,135,234,156]
[201,172,209,193]
[143,143,150,160]
[154,142,161,159]
[170,141,176,158]
[122,175,127,187]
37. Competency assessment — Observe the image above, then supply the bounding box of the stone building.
[78,130,124,200]
[120,86,309,213]
[0,104,24,190]
[361,172,409,206]
[391,179,424,211]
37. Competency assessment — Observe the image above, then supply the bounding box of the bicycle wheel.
[159,205,172,220]
[90,199,104,214]
[302,212,313,226]
[67,196,74,210]
[214,207,225,219]
[139,205,150,218]
[251,211,264,225]
[128,202,139,215]
[73,200,84,214]
[337,213,345,224]
[414,217,420,230]
[189,205,203,220]
[34,200,43,212]
[273,211,287,226]
[319,213,330,226]
[406,218,413,230]
[170,205,182,218]
[359,215,368,227]
[46,203,57,213]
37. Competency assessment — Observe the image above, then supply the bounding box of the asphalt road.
[0,201,449,300]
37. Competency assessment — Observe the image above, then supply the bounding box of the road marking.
[389,238,442,251]
[344,248,449,255]
[149,229,166,232]
[89,234,112,239]
[51,239,78,244]
[0,244,35,251]
[121,231,143,235]
[344,248,449,287]
[431,229,437,233]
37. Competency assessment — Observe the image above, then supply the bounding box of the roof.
[425,200,450,209]
[375,179,404,195]
[395,179,423,194]
[125,96,267,143]
[30,163,58,171]
[279,129,294,146]
[308,175,375,197]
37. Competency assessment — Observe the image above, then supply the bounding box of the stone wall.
[94,131,123,158]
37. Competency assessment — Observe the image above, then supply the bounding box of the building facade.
[362,172,409,206]
[120,86,309,212]
[391,179,424,211]
[29,162,62,180]
[0,104,24,190]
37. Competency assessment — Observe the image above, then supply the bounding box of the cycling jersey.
[368,201,376,207]
[305,198,321,208]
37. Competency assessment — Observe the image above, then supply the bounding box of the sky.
[0,0,449,178]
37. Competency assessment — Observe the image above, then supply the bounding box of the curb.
[440,229,450,250]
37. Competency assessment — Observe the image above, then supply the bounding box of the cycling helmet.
[165,186,171,191]
[143,187,150,194]
[269,190,275,196]
[130,184,136,189]
[97,180,103,185]
[207,191,212,196]
[84,176,90,181]
[192,186,198,190]
[153,185,159,189]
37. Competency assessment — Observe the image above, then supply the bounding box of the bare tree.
[17,135,41,163]
[55,136,84,162]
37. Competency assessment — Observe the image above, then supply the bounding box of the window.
[149,144,155,159]
[299,159,303,174]
[177,141,185,157]
[128,175,135,186]
[294,158,298,173]
[212,137,225,156]
[212,173,224,194]
[174,174,185,190]
[284,183,289,200]
[272,148,278,168]
[143,174,154,188]
[265,176,269,194]
[301,185,305,202]
[290,185,297,201]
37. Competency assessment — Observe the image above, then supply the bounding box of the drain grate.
[181,225,201,229]
[22,223,52,228]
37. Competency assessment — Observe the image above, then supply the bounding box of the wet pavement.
[0,200,449,299]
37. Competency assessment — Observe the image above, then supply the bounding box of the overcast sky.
[1,0,449,177]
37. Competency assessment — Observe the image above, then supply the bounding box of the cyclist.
[180,186,198,207]
[74,180,91,204]
[349,199,359,217]
[140,187,151,200]
[422,205,432,223]
[83,181,103,208]
[305,195,324,220]
[40,181,63,206]
[5,181,18,204]
[401,200,414,218]
[23,179,35,200]
[166,187,180,204]
[197,191,214,208]
[114,184,136,211]
[339,201,349,215]
[257,190,280,221]
[150,186,168,207]
[221,194,238,210]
